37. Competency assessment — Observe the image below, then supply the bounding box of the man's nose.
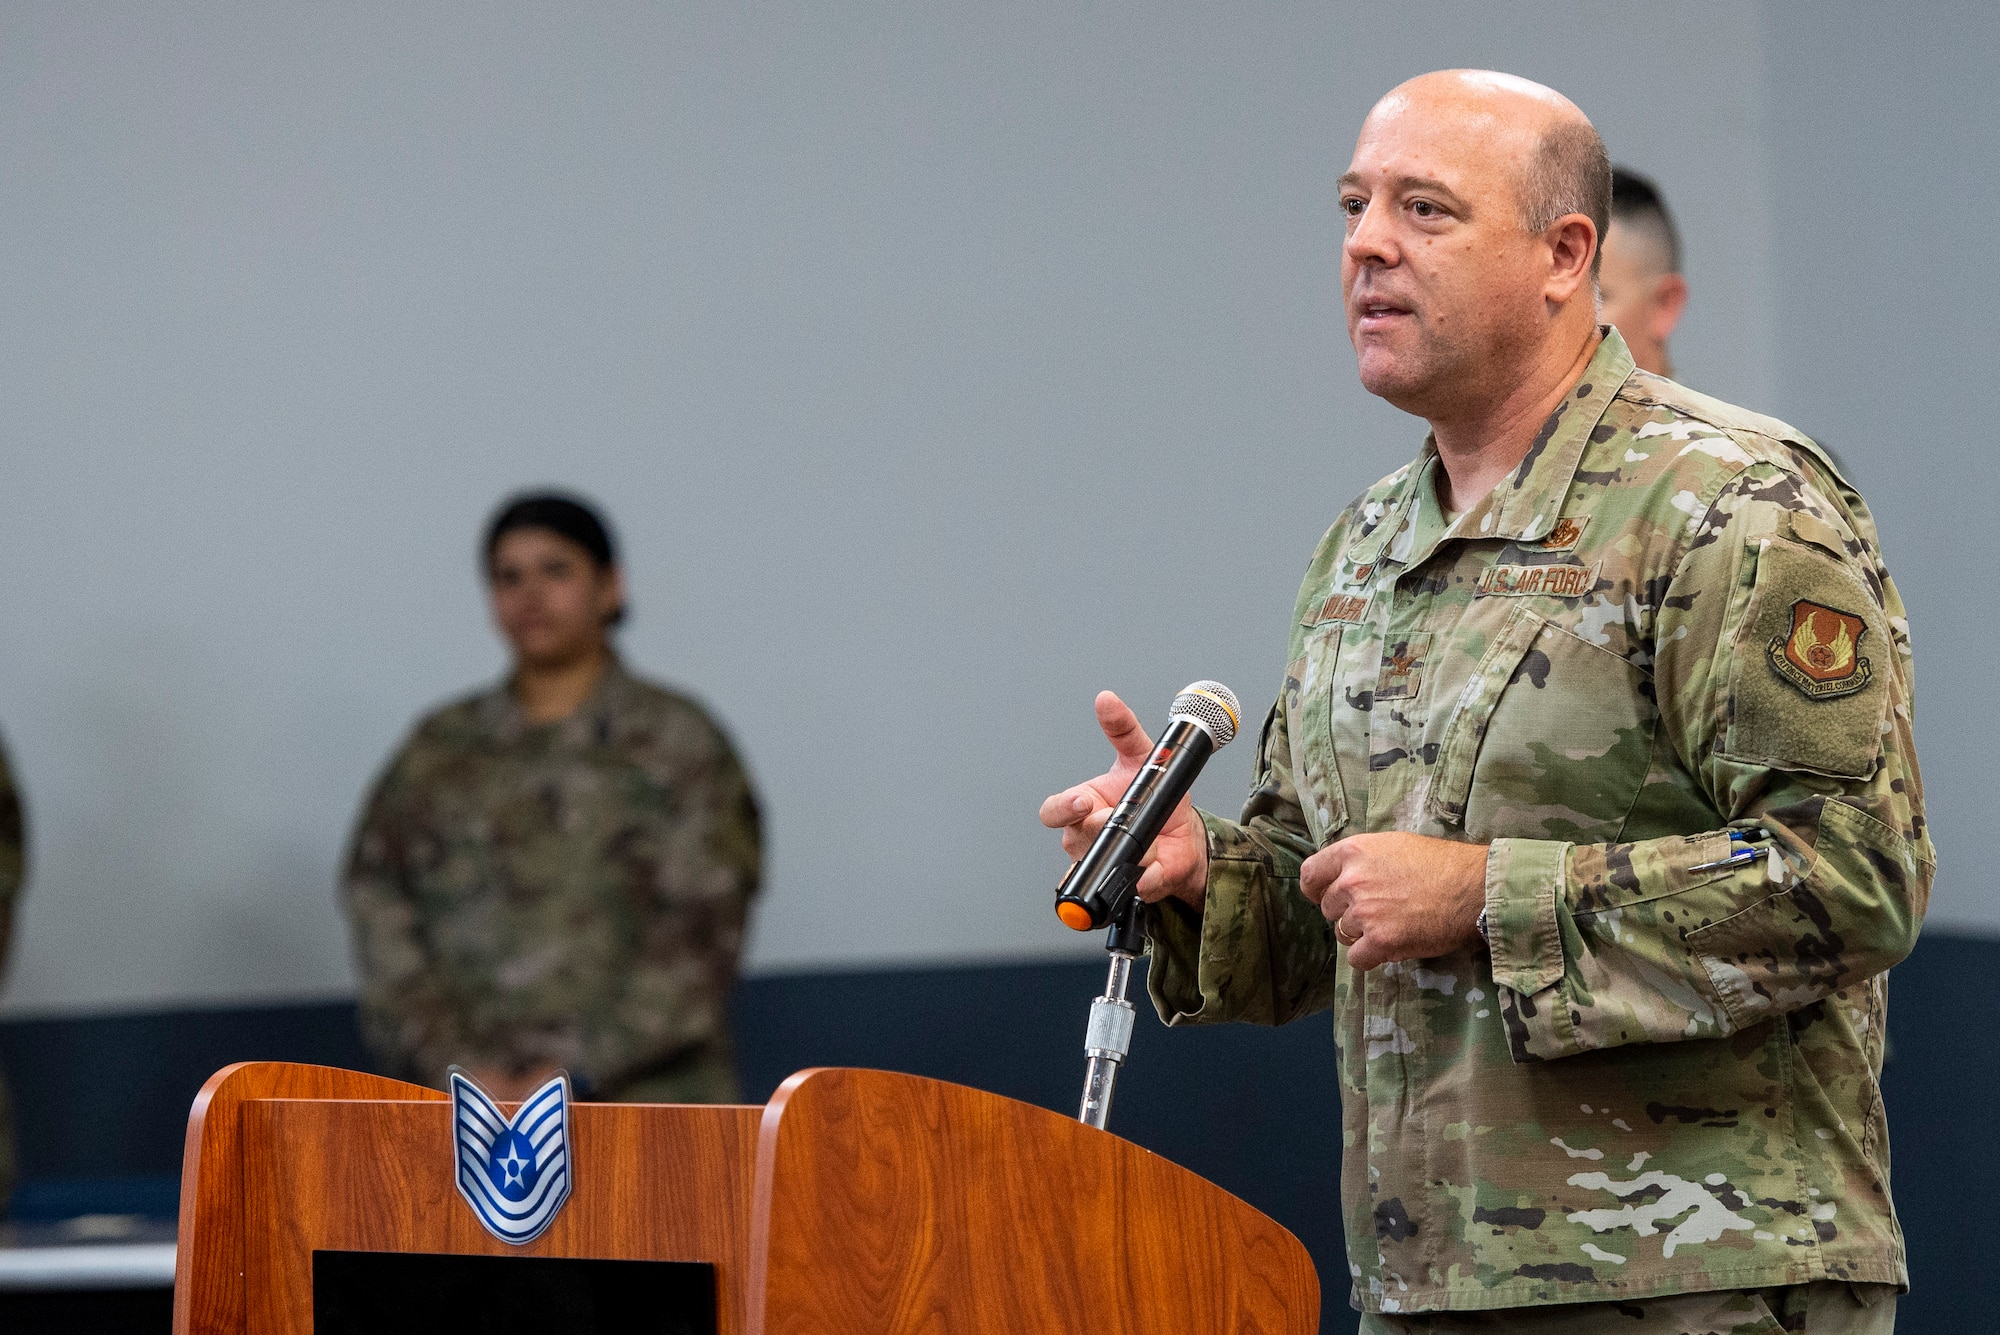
[1343,202,1397,269]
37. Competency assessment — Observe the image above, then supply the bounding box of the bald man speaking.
[1043,72,1926,1333]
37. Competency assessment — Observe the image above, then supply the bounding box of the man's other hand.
[1038,691,1209,911]
[1300,832,1487,970]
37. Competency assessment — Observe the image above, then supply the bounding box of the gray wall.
[1757,0,1995,941]
[0,1,1969,1017]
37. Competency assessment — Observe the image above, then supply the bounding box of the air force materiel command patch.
[1769,599,1872,699]
[450,1069,574,1245]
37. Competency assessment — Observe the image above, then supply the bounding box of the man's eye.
[1411,200,1443,219]
[1341,197,1365,218]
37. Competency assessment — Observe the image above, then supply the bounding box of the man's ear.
[1543,214,1598,304]
[599,566,628,625]
[1649,272,1690,341]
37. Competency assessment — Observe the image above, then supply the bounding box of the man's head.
[1597,167,1688,378]
[483,492,627,671]
[1340,70,1608,423]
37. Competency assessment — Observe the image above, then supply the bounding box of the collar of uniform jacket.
[480,653,637,745]
[1357,328,1637,574]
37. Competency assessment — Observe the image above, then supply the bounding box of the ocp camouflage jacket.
[343,659,761,1103]
[1146,330,1932,1314]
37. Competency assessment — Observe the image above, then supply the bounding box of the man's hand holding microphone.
[1039,691,1212,915]
[1041,690,1488,968]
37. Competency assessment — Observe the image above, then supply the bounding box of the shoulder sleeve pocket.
[1719,536,1889,779]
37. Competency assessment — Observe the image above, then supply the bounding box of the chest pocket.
[1427,603,1659,844]
[1290,620,1353,844]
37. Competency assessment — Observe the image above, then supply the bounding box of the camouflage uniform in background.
[0,733,23,1206]
[343,658,761,1104]
[1147,331,1929,1326]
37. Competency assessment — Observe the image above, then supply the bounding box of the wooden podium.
[174,1061,1318,1333]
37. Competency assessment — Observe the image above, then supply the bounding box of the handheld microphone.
[1054,681,1241,932]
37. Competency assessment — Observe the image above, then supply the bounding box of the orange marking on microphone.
[1056,902,1096,931]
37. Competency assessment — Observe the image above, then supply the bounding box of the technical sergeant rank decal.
[1769,599,1872,699]
[450,1068,574,1244]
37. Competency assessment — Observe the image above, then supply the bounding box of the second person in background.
[1596,166,1687,378]
[342,492,762,1104]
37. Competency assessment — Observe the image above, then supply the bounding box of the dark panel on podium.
[314,1252,715,1335]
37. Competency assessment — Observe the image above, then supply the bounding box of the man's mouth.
[1355,300,1412,326]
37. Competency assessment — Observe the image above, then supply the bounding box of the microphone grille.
[1170,680,1241,747]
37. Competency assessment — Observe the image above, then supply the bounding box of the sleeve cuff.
[1144,809,1269,1027]
[1484,837,1570,996]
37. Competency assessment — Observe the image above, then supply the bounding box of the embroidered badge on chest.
[1476,561,1602,599]
[1312,593,1371,624]
[1376,633,1433,702]
[1769,599,1872,699]
[450,1069,575,1244]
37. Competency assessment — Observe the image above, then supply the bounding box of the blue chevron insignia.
[449,1069,574,1245]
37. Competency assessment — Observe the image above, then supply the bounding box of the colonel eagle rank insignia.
[449,1069,574,1244]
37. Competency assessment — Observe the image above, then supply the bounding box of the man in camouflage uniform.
[1044,72,1926,1332]
[0,733,24,1206]
[344,495,761,1105]
[1597,167,1688,380]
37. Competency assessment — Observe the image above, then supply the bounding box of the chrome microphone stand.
[1077,895,1146,1130]
[1057,680,1242,1130]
